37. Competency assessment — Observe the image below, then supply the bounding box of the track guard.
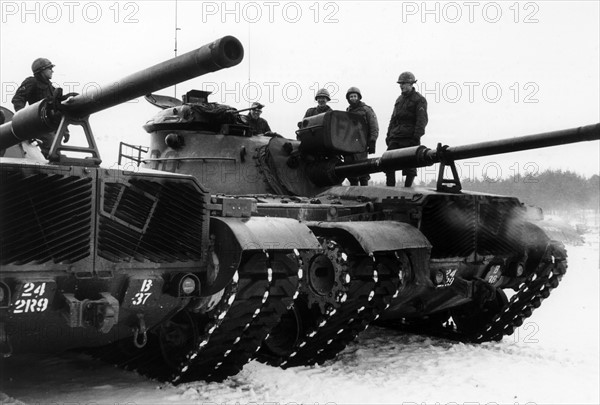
[308,221,431,254]
[203,217,321,295]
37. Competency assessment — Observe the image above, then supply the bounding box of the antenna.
[248,23,251,107]
[174,0,181,98]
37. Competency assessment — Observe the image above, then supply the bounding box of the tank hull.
[0,160,210,355]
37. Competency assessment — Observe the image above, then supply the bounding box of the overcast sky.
[1,0,599,180]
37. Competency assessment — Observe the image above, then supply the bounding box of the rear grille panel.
[0,168,93,265]
[477,197,524,255]
[420,195,477,258]
[420,194,523,259]
[98,178,208,263]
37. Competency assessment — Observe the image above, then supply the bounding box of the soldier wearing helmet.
[385,71,428,187]
[245,102,272,136]
[303,88,333,118]
[345,86,379,186]
[12,58,56,112]
[11,58,58,157]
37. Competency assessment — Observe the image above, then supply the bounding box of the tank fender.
[308,221,431,254]
[203,217,321,295]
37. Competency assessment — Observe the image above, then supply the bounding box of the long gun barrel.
[0,35,244,150]
[334,123,600,179]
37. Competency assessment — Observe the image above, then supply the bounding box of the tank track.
[90,252,298,383]
[259,242,402,368]
[171,252,299,383]
[468,241,567,342]
[390,241,567,343]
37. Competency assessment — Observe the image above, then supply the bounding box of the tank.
[137,94,600,368]
[0,36,323,384]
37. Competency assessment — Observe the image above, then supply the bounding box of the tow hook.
[132,313,148,348]
[63,292,119,333]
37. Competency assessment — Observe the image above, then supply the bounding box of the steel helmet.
[345,86,362,100]
[251,102,264,111]
[315,88,331,101]
[31,58,55,74]
[397,71,416,84]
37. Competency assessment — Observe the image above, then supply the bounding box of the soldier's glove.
[368,141,376,154]
[63,129,70,143]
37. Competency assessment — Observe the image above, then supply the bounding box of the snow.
[1,233,598,405]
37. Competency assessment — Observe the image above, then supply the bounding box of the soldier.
[385,71,428,187]
[245,102,271,136]
[345,87,379,186]
[11,58,59,158]
[304,88,333,118]
[12,58,56,111]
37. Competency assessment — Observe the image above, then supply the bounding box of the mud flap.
[308,221,431,254]
[203,217,321,295]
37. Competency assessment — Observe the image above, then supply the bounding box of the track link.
[388,241,567,343]
[468,241,567,342]
[259,242,403,368]
[173,252,299,383]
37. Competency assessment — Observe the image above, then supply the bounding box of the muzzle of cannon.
[333,123,600,191]
[0,35,244,152]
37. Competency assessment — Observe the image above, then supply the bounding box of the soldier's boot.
[404,175,415,187]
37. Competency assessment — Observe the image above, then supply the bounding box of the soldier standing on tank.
[385,71,428,187]
[304,88,333,118]
[345,87,379,186]
[245,102,272,136]
[11,58,63,158]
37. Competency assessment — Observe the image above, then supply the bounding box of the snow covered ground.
[1,232,598,405]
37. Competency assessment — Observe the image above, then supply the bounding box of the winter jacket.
[12,74,55,111]
[346,101,379,147]
[386,88,428,144]
[304,104,332,118]
[246,114,271,136]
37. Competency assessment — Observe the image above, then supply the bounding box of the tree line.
[422,169,599,212]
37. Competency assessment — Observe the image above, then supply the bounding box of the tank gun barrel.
[0,35,244,150]
[334,123,600,179]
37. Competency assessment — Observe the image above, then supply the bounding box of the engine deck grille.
[98,178,208,263]
[1,164,209,268]
[477,197,524,255]
[420,194,523,258]
[0,169,93,265]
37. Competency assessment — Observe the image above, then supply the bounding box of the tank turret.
[142,104,599,196]
[133,96,599,370]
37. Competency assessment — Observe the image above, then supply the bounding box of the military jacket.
[304,104,332,118]
[246,115,271,136]
[386,88,428,142]
[12,75,55,111]
[346,101,379,144]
